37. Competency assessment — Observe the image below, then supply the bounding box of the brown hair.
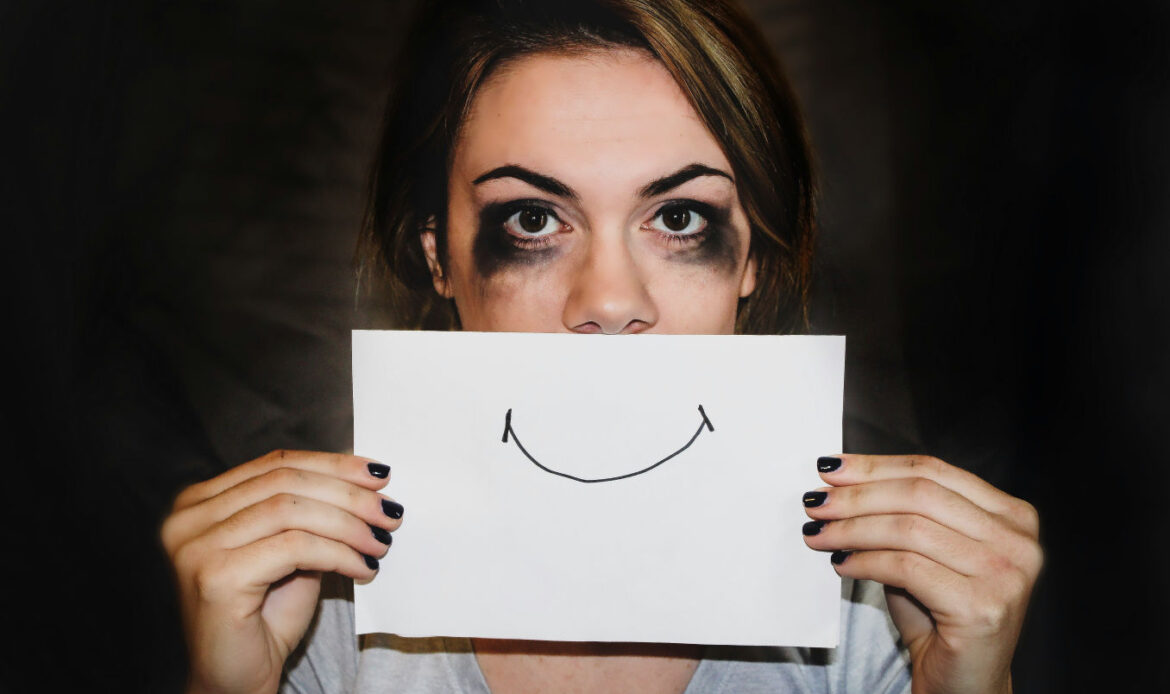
[361,0,815,334]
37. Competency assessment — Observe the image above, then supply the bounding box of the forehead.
[453,49,730,190]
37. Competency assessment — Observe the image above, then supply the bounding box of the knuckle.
[170,541,198,576]
[171,482,203,512]
[1002,566,1032,599]
[908,477,938,504]
[898,515,924,540]
[266,492,302,518]
[1021,540,1045,576]
[895,551,922,575]
[160,514,183,555]
[191,560,230,603]
[908,454,943,475]
[1031,542,1046,574]
[981,548,1015,575]
[859,455,876,476]
[278,528,312,553]
[834,484,863,513]
[266,466,306,488]
[969,597,1011,631]
[262,448,302,467]
[1012,499,1041,535]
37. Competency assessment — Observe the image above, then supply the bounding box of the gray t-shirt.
[280,574,911,693]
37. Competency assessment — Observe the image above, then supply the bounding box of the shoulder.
[694,579,910,694]
[281,574,488,694]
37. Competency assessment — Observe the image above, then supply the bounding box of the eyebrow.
[638,163,734,198]
[471,163,734,201]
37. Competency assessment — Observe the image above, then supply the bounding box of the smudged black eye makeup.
[472,197,739,277]
[644,200,738,270]
[473,198,566,275]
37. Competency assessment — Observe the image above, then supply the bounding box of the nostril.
[571,321,604,334]
[571,319,650,335]
[622,319,651,335]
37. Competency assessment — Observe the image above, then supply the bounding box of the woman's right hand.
[161,450,403,694]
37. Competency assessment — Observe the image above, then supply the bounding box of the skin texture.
[422,49,757,335]
[162,49,1040,694]
[161,451,400,694]
[805,454,1042,694]
[425,48,752,693]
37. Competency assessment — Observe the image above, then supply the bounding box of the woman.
[162,1,1042,692]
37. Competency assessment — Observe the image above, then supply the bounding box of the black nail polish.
[803,490,828,507]
[382,499,405,519]
[802,520,826,536]
[370,525,393,545]
[831,550,852,565]
[363,554,380,571]
[367,462,390,479]
[817,456,842,473]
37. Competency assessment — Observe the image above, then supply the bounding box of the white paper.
[352,330,844,647]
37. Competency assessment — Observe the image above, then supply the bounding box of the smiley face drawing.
[500,404,715,483]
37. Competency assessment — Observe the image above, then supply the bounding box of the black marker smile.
[501,405,716,483]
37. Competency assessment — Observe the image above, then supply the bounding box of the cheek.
[451,259,575,332]
[636,227,750,334]
[645,266,742,333]
[445,224,750,334]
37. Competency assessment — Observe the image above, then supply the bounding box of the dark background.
[2,1,1168,692]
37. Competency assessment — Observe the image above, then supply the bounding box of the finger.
[182,530,377,607]
[803,513,1000,578]
[818,454,1017,521]
[822,454,1041,538]
[165,468,403,551]
[828,549,975,626]
[804,477,1002,542]
[174,450,389,510]
[201,493,394,559]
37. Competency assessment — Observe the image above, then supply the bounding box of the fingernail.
[367,462,391,479]
[363,554,380,571]
[382,499,405,519]
[831,550,852,565]
[802,520,827,536]
[817,456,842,473]
[370,525,393,545]
[803,490,828,507]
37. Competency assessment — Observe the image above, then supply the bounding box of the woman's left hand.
[802,454,1042,694]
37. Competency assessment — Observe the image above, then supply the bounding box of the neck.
[472,639,705,694]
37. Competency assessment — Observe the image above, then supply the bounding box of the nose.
[562,235,658,334]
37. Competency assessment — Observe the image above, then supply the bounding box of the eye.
[503,205,565,238]
[646,203,708,236]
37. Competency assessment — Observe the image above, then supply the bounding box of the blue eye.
[648,204,708,236]
[503,206,565,238]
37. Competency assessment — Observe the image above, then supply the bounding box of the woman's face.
[424,48,756,335]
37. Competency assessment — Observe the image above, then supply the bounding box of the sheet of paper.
[352,330,844,647]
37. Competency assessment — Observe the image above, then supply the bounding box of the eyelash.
[481,199,566,251]
[481,198,725,252]
[643,201,718,248]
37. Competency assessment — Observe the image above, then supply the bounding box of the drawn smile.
[500,405,715,483]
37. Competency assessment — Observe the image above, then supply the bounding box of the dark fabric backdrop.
[2,1,1168,692]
